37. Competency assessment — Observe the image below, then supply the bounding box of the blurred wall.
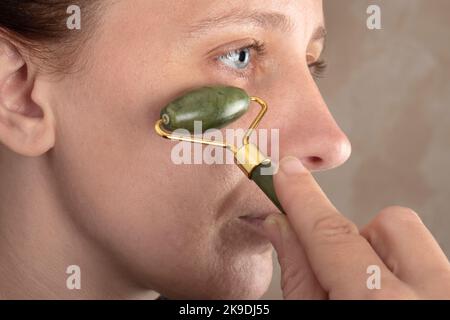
[263,0,450,299]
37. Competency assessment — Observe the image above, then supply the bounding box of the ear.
[0,38,55,157]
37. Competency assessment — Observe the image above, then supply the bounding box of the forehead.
[183,0,323,16]
[167,0,324,33]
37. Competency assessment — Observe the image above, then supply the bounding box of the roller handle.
[250,161,285,214]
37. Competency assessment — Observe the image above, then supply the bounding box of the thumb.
[263,213,327,299]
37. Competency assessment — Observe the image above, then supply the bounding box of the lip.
[234,215,273,251]
[238,212,271,221]
[218,177,277,218]
[237,213,271,234]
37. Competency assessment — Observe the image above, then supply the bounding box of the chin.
[155,222,274,300]
[203,248,274,300]
[155,251,273,300]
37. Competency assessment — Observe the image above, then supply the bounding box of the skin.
[0,0,343,299]
[0,0,446,299]
[264,157,450,299]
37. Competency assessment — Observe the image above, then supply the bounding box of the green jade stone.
[160,86,250,133]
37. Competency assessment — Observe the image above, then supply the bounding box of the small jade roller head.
[160,86,250,133]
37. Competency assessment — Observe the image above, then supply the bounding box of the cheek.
[49,72,247,276]
[51,86,209,229]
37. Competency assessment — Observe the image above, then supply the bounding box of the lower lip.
[238,216,267,235]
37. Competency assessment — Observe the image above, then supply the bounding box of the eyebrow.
[186,10,296,36]
[186,9,327,45]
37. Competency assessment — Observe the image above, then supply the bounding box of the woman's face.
[44,0,351,298]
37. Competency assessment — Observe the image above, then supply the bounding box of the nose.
[266,70,351,172]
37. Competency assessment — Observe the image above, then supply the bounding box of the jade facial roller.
[154,86,285,214]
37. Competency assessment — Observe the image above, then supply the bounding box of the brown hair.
[0,0,101,73]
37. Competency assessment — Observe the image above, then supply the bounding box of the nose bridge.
[269,70,352,171]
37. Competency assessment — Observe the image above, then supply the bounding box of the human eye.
[215,39,266,78]
[308,58,327,80]
[219,47,251,69]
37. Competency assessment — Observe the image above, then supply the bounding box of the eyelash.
[217,40,327,80]
[308,59,327,80]
[247,40,267,56]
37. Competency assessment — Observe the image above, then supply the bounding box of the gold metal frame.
[154,96,270,177]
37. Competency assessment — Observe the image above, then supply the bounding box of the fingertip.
[273,156,309,207]
[278,156,306,176]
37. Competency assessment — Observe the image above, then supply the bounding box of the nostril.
[309,156,322,163]
[302,156,324,169]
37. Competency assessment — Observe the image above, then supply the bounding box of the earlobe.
[0,38,55,157]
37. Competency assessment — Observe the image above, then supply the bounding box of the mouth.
[239,212,271,221]
[238,212,272,233]
[218,177,277,238]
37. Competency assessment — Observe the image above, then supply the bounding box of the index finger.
[273,156,403,298]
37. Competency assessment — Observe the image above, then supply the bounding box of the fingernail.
[265,215,278,227]
[280,156,305,176]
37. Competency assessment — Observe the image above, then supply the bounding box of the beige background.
[263,0,450,299]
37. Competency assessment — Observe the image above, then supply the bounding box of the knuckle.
[380,205,420,220]
[372,206,422,233]
[311,214,360,244]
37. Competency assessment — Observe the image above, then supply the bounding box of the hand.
[263,156,450,299]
